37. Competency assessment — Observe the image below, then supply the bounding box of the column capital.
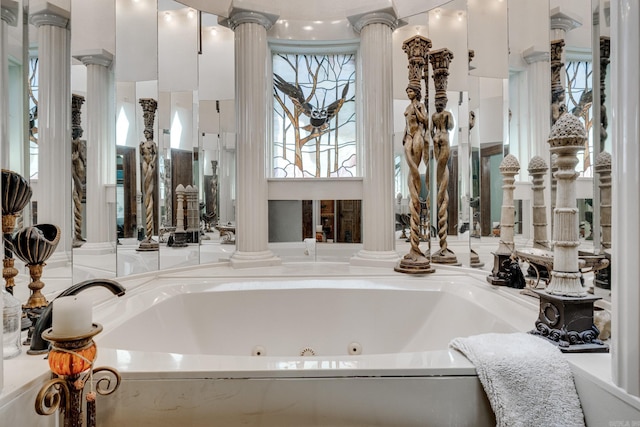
[549,6,582,32]
[1,0,19,26]
[347,7,404,33]
[522,46,550,64]
[29,1,69,29]
[73,49,114,68]
[219,5,279,31]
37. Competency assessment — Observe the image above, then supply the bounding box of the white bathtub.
[90,274,539,426]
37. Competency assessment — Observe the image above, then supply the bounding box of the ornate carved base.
[486,252,512,286]
[394,254,435,274]
[171,231,188,248]
[470,249,484,268]
[530,290,609,353]
[136,239,159,252]
[594,252,611,290]
[431,248,460,265]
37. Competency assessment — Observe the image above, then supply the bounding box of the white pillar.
[30,3,72,257]
[348,9,401,267]
[611,0,640,398]
[1,0,18,170]
[73,50,114,245]
[223,7,280,268]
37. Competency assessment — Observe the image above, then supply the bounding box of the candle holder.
[35,323,121,427]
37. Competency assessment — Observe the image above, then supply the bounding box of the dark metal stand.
[530,290,609,353]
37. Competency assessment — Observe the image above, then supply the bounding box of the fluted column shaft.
[75,51,114,244]
[1,4,17,169]
[523,52,552,219]
[611,0,640,397]
[350,12,400,266]
[528,158,549,250]
[30,7,72,254]
[226,9,280,267]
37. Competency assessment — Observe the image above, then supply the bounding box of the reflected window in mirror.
[272,52,356,178]
[28,56,39,180]
[565,60,593,177]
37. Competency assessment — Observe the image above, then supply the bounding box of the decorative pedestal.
[486,154,520,286]
[487,253,512,286]
[531,290,609,353]
[594,250,611,289]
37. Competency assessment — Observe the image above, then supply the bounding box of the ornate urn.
[9,224,61,308]
[2,169,33,291]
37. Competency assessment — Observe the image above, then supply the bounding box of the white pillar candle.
[52,296,93,337]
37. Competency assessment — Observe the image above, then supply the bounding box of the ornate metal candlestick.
[138,98,159,251]
[1,169,32,293]
[35,323,121,427]
[71,94,87,248]
[395,35,434,274]
[531,113,607,352]
[486,154,520,286]
[429,48,458,265]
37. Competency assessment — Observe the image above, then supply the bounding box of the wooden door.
[302,200,313,239]
[447,147,458,236]
[117,146,137,238]
[480,143,504,237]
[336,200,361,243]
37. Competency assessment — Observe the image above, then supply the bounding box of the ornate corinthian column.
[348,8,402,267]
[222,7,281,268]
[30,3,72,256]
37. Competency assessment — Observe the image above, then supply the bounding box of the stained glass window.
[272,53,356,178]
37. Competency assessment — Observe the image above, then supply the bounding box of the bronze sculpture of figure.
[394,35,434,274]
[137,98,159,251]
[429,48,458,264]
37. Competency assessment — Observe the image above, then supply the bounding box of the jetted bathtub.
[92,275,539,426]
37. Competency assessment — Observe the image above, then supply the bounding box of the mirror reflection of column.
[70,0,117,282]
[591,0,611,292]
[425,0,468,267]
[467,0,508,268]
[1,0,28,300]
[115,0,159,275]
[71,31,117,281]
[157,1,200,269]
[507,0,551,253]
[29,2,73,266]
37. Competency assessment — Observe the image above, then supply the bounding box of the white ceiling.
[173,0,451,20]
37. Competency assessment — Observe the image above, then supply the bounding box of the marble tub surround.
[0,261,635,426]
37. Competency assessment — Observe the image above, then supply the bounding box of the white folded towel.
[450,332,585,427]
